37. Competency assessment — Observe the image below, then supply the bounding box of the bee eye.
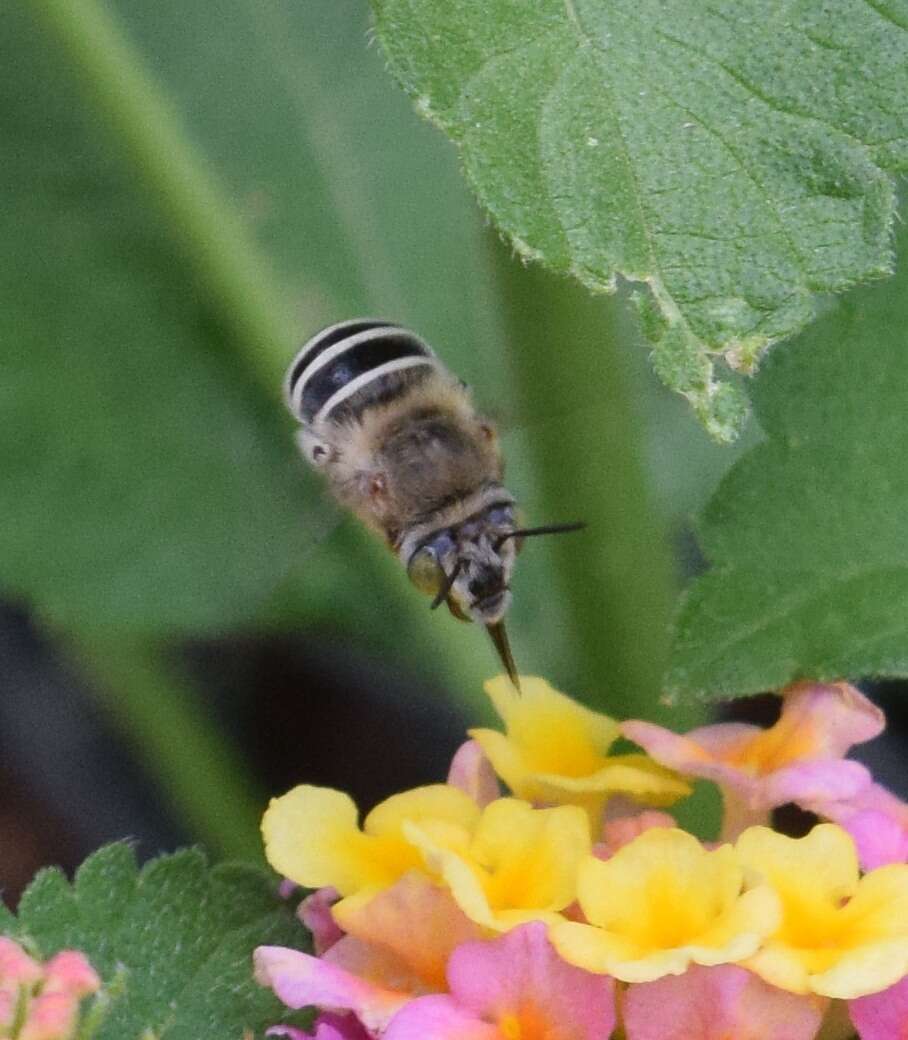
[487,505,514,527]
[407,546,445,595]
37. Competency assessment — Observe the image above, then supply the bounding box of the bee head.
[406,502,519,625]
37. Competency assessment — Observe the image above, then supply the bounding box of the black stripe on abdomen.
[287,319,393,402]
[297,330,431,423]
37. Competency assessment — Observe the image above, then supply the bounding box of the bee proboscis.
[285,319,584,685]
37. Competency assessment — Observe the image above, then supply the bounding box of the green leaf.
[0,902,16,934]
[1,3,312,635]
[370,0,908,438]
[10,844,308,1040]
[667,209,908,701]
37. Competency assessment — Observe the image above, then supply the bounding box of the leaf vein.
[649,25,883,156]
[861,0,908,32]
[573,50,683,328]
[633,68,811,288]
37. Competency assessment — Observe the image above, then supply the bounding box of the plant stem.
[26,0,296,393]
[494,244,681,720]
[68,634,266,862]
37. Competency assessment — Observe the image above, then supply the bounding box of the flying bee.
[284,319,584,686]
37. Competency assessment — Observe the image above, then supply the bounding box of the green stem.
[68,635,266,863]
[26,0,296,392]
[494,243,681,721]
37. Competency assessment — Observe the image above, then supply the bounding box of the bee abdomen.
[285,319,438,426]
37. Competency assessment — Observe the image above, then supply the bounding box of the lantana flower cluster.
[255,677,908,1040]
[0,938,100,1040]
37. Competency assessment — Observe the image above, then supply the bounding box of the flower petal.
[808,782,908,870]
[843,809,908,870]
[254,946,407,1033]
[623,682,884,832]
[447,741,500,808]
[0,937,42,986]
[446,922,615,1039]
[263,784,479,899]
[737,825,908,998]
[620,720,743,774]
[468,729,535,801]
[577,830,741,933]
[849,975,908,1040]
[623,964,825,1040]
[18,993,80,1040]
[758,759,872,809]
[772,682,884,760]
[298,888,344,956]
[406,799,590,931]
[384,995,498,1040]
[473,676,619,789]
[262,787,381,895]
[362,786,480,839]
[599,810,677,856]
[811,937,908,1001]
[551,888,777,985]
[736,824,859,907]
[553,829,779,983]
[331,873,481,992]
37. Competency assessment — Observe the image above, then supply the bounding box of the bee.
[284,319,583,685]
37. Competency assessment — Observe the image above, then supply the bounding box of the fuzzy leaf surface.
[8,843,308,1040]
[370,0,908,438]
[667,217,908,700]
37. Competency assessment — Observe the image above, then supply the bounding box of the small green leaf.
[10,844,308,1040]
[370,0,907,437]
[0,902,16,934]
[667,214,908,700]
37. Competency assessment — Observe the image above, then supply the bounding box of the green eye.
[407,546,444,596]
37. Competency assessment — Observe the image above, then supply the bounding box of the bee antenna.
[430,560,463,611]
[495,521,586,550]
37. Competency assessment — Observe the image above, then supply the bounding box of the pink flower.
[622,964,825,1040]
[256,873,482,1034]
[383,922,615,1040]
[298,888,345,956]
[0,938,43,1031]
[254,946,406,1035]
[0,940,100,1040]
[849,975,908,1039]
[595,809,676,858]
[41,952,100,998]
[447,740,500,808]
[18,994,82,1040]
[622,681,883,839]
[806,782,908,870]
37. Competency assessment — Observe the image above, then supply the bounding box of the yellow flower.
[404,797,590,932]
[470,677,690,829]
[550,828,781,983]
[262,784,481,907]
[737,824,908,998]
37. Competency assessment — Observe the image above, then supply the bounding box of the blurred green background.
[2,0,848,891]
